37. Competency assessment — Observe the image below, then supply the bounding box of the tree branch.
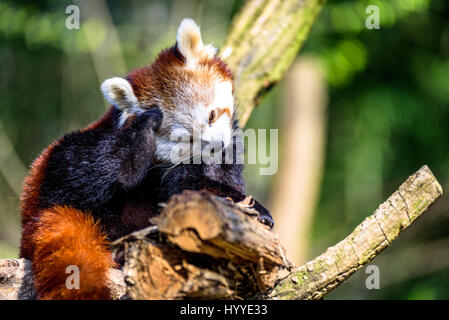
[220,0,326,125]
[1,166,441,300]
[264,165,443,299]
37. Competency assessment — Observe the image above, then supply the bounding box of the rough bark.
[1,166,442,300]
[264,165,443,299]
[220,0,326,125]
[110,191,291,300]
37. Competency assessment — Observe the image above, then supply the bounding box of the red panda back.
[20,107,114,259]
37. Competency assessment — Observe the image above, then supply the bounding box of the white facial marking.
[192,103,209,124]
[212,81,234,114]
[202,115,232,147]
[199,80,233,147]
[155,80,234,161]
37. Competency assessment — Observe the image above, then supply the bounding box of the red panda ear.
[176,18,217,69]
[101,77,143,127]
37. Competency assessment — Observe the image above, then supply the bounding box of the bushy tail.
[30,206,113,300]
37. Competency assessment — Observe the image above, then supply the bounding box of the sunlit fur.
[100,18,234,162]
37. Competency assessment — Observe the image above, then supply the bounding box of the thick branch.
[220,0,326,125]
[0,166,443,299]
[264,165,443,299]
[111,191,291,300]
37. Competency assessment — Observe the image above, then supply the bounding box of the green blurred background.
[0,0,448,299]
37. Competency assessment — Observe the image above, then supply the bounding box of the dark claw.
[258,214,274,229]
[253,201,274,229]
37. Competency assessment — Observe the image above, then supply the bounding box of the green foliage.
[304,0,449,299]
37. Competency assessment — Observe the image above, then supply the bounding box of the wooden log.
[111,191,291,300]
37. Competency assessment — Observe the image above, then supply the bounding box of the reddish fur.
[20,139,60,259]
[201,56,234,86]
[20,109,114,299]
[31,206,112,300]
[20,38,233,300]
[20,108,113,259]
[216,107,231,119]
[127,46,233,110]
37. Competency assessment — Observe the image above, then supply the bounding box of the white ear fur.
[176,18,217,68]
[101,77,143,127]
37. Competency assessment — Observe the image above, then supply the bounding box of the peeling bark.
[111,191,291,300]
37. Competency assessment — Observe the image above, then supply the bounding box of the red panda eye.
[208,110,216,125]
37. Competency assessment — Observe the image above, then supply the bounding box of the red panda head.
[101,19,235,162]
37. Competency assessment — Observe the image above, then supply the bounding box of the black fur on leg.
[117,108,162,189]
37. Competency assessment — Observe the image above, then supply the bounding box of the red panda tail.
[31,206,113,300]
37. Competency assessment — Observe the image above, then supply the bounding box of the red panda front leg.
[31,206,112,300]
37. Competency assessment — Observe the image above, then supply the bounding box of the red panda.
[20,19,273,300]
